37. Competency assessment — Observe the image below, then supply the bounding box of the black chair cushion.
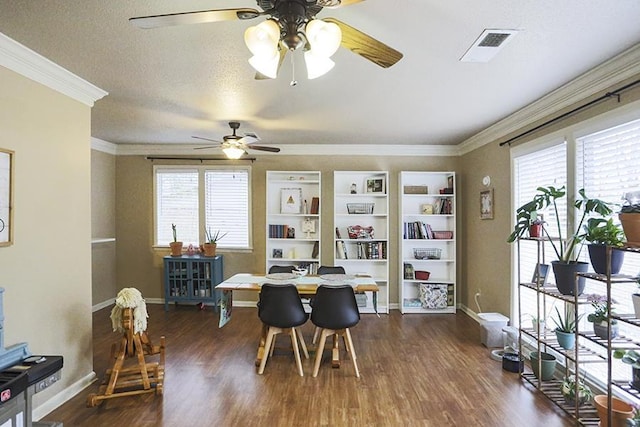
[311,285,360,330]
[317,265,346,275]
[258,284,308,328]
[268,265,296,274]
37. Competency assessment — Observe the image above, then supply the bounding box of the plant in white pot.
[586,293,618,340]
[581,217,626,275]
[551,306,583,350]
[508,186,614,295]
[613,349,640,392]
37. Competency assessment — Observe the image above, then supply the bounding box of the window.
[154,166,251,249]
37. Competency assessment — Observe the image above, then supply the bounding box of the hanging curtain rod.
[499,78,640,147]
[146,156,256,163]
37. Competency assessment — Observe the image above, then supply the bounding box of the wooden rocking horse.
[87,288,165,407]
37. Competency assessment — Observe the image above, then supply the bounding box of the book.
[310,197,320,214]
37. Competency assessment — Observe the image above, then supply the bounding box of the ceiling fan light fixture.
[304,50,335,79]
[248,52,280,78]
[244,19,280,57]
[222,145,245,159]
[305,19,342,58]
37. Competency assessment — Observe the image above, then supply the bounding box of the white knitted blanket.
[110,287,148,335]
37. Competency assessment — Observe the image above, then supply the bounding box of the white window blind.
[155,166,251,249]
[205,169,249,248]
[156,169,199,245]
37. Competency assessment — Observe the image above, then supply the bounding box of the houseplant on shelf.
[613,349,640,391]
[170,223,183,257]
[633,278,640,319]
[626,404,640,427]
[202,228,227,257]
[620,190,640,247]
[507,186,614,295]
[586,293,618,340]
[581,217,626,274]
[560,374,593,407]
[551,306,582,350]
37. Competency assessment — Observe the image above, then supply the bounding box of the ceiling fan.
[130,0,403,80]
[193,121,280,159]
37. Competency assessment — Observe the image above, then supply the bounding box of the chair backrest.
[268,265,296,274]
[317,265,346,275]
[258,284,308,328]
[311,285,360,329]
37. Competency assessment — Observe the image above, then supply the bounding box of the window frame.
[153,164,252,251]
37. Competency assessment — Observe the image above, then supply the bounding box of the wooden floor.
[41,304,574,427]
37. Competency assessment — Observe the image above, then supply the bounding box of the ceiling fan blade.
[323,18,403,68]
[255,48,288,80]
[130,8,261,29]
[247,145,280,153]
[193,145,220,150]
[192,136,222,143]
[320,0,365,9]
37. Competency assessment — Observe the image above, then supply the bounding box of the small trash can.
[478,312,509,347]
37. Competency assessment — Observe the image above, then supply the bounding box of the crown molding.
[458,43,640,155]
[91,137,118,155]
[0,32,107,107]
[114,143,460,157]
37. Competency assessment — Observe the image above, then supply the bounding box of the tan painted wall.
[115,155,460,306]
[0,66,93,407]
[91,150,117,305]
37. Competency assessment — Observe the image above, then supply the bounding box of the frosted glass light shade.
[305,19,341,57]
[248,52,279,78]
[244,19,280,58]
[304,51,335,79]
[222,145,245,159]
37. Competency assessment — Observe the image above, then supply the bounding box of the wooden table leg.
[331,333,340,368]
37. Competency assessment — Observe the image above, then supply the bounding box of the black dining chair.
[317,265,346,275]
[311,284,361,378]
[268,265,296,274]
[257,283,309,376]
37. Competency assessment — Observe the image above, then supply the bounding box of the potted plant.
[626,404,640,427]
[560,375,593,407]
[586,293,619,340]
[620,190,640,247]
[202,228,227,257]
[613,349,640,391]
[508,186,614,295]
[593,394,634,427]
[581,217,626,274]
[169,223,183,256]
[551,306,583,350]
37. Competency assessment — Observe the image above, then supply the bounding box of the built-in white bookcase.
[399,171,456,314]
[333,171,389,314]
[266,171,321,274]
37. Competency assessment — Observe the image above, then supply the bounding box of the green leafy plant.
[613,349,640,369]
[205,228,227,244]
[586,293,618,324]
[627,403,640,426]
[171,223,178,243]
[581,217,625,246]
[561,375,593,406]
[551,306,583,333]
[507,186,614,263]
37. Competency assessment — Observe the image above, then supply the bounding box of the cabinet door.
[165,259,190,298]
[190,260,214,299]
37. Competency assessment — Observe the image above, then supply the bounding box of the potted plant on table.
[507,186,614,295]
[613,349,640,392]
[620,190,640,247]
[586,293,619,340]
[551,306,583,350]
[202,228,227,257]
[581,217,626,274]
[560,374,593,407]
[170,223,183,256]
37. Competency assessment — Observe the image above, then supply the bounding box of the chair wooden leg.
[332,333,340,368]
[290,328,304,376]
[313,328,335,377]
[344,328,360,378]
[258,327,280,374]
[312,326,319,345]
[296,328,309,359]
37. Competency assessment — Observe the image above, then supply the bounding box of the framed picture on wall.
[0,148,14,246]
[480,188,493,220]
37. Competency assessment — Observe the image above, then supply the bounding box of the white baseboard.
[33,371,97,421]
[92,298,115,312]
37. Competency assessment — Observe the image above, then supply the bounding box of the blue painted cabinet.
[163,255,223,311]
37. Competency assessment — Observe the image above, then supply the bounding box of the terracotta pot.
[593,394,633,427]
[169,241,183,257]
[202,243,217,257]
[620,213,640,247]
[529,223,543,238]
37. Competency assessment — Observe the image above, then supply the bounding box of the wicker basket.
[413,248,442,260]
[347,203,374,214]
[433,231,453,239]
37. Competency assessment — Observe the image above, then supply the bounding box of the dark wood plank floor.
[42,305,573,426]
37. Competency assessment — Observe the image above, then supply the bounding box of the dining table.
[215,272,379,368]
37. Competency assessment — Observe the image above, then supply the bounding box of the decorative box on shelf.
[414,248,442,260]
[433,231,453,239]
[404,185,428,194]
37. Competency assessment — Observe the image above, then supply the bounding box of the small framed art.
[365,176,386,194]
[480,188,493,220]
[281,188,302,214]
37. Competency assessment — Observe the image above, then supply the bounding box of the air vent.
[460,29,520,63]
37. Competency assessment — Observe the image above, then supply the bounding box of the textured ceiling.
[1,0,640,150]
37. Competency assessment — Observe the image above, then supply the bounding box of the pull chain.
[290,50,298,87]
